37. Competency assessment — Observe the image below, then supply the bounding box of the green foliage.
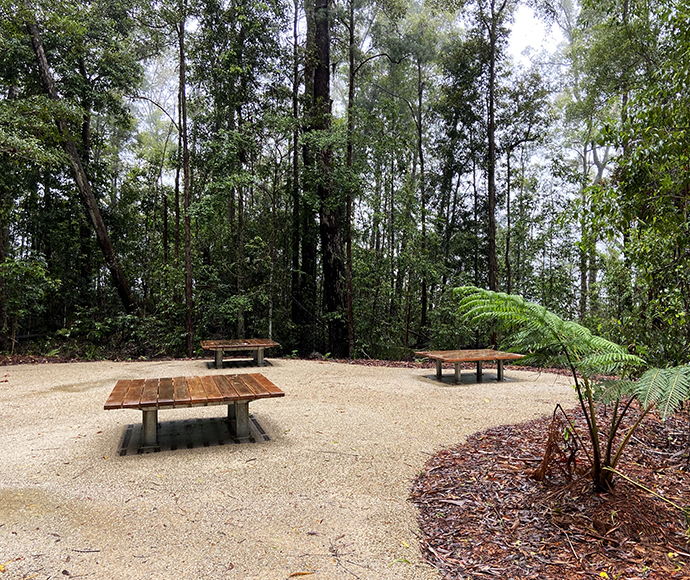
[53,308,186,359]
[579,0,690,367]
[0,255,60,350]
[0,97,71,165]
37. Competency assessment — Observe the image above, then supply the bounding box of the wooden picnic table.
[415,349,525,384]
[104,373,284,449]
[200,338,280,368]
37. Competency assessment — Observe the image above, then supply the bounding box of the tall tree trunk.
[300,0,318,355]
[505,150,512,294]
[291,0,301,330]
[487,13,498,292]
[345,0,356,358]
[177,8,194,357]
[175,129,181,261]
[237,182,245,339]
[26,16,135,313]
[163,183,169,266]
[417,60,428,331]
[0,189,7,348]
[314,0,347,358]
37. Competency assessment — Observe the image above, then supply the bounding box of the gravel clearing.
[0,358,576,579]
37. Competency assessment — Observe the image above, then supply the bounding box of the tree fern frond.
[579,353,645,375]
[656,367,690,419]
[588,335,628,354]
[634,366,690,418]
[593,379,636,404]
[634,367,666,410]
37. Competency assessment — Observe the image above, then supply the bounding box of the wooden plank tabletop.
[200,338,280,351]
[104,373,284,410]
[415,349,525,363]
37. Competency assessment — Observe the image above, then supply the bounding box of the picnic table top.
[104,373,284,410]
[200,338,280,350]
[414,348,525,363]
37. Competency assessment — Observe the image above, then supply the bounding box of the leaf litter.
[411,403,690,579]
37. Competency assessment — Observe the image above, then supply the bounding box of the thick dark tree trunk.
[313,0,348,358]
[26,18,135,313]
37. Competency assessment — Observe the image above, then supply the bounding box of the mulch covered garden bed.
[412,405,690,579]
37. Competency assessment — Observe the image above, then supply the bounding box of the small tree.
[456,286,690,492]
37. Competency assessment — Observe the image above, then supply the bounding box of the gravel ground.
[0,358,576,580]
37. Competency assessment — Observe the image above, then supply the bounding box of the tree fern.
[456,286,644,378]
[454,286,690,492]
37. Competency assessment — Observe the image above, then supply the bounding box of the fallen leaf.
[287,571,315,577]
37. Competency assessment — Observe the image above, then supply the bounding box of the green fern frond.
[456,286,642,380]
[579,352,645,375]
[589,335,628,354]
[593,379,636,404]
[634,366,690,418]
[634,368,666,410]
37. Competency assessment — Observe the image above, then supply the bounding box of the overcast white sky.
[509,5,562,63]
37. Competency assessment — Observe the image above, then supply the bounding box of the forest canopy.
[1,0,688,364]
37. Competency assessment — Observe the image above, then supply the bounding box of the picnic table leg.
[228,401,250,438]
[255,348,264,366]
[476,361,483,383]
[454,362,461,384]
[215,349,223,369]
[141,409,159,449]
[497,359,504,381]
[435,360,443,381]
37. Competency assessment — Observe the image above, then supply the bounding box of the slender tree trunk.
[237,182,245,339]
[505,150,512,294]
[160,123,174,267]
[175,128,181,261]
[487,18,498,292]
[417,61,428,330]
[163,185,169,266]
[178,8,193,357]
[345,0,356,358]
[291,0,301,330]
[0,189,6,348]
[26,17,135,313]
[301,0,318,354]
[472,158,480,287]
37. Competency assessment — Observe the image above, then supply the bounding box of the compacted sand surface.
[0,358,576,580]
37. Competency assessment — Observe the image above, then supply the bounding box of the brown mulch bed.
[412,404,690,579]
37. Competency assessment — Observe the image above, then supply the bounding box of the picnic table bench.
[200,338,280,368]
[415,349,525,384]
[104,373,284,449]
